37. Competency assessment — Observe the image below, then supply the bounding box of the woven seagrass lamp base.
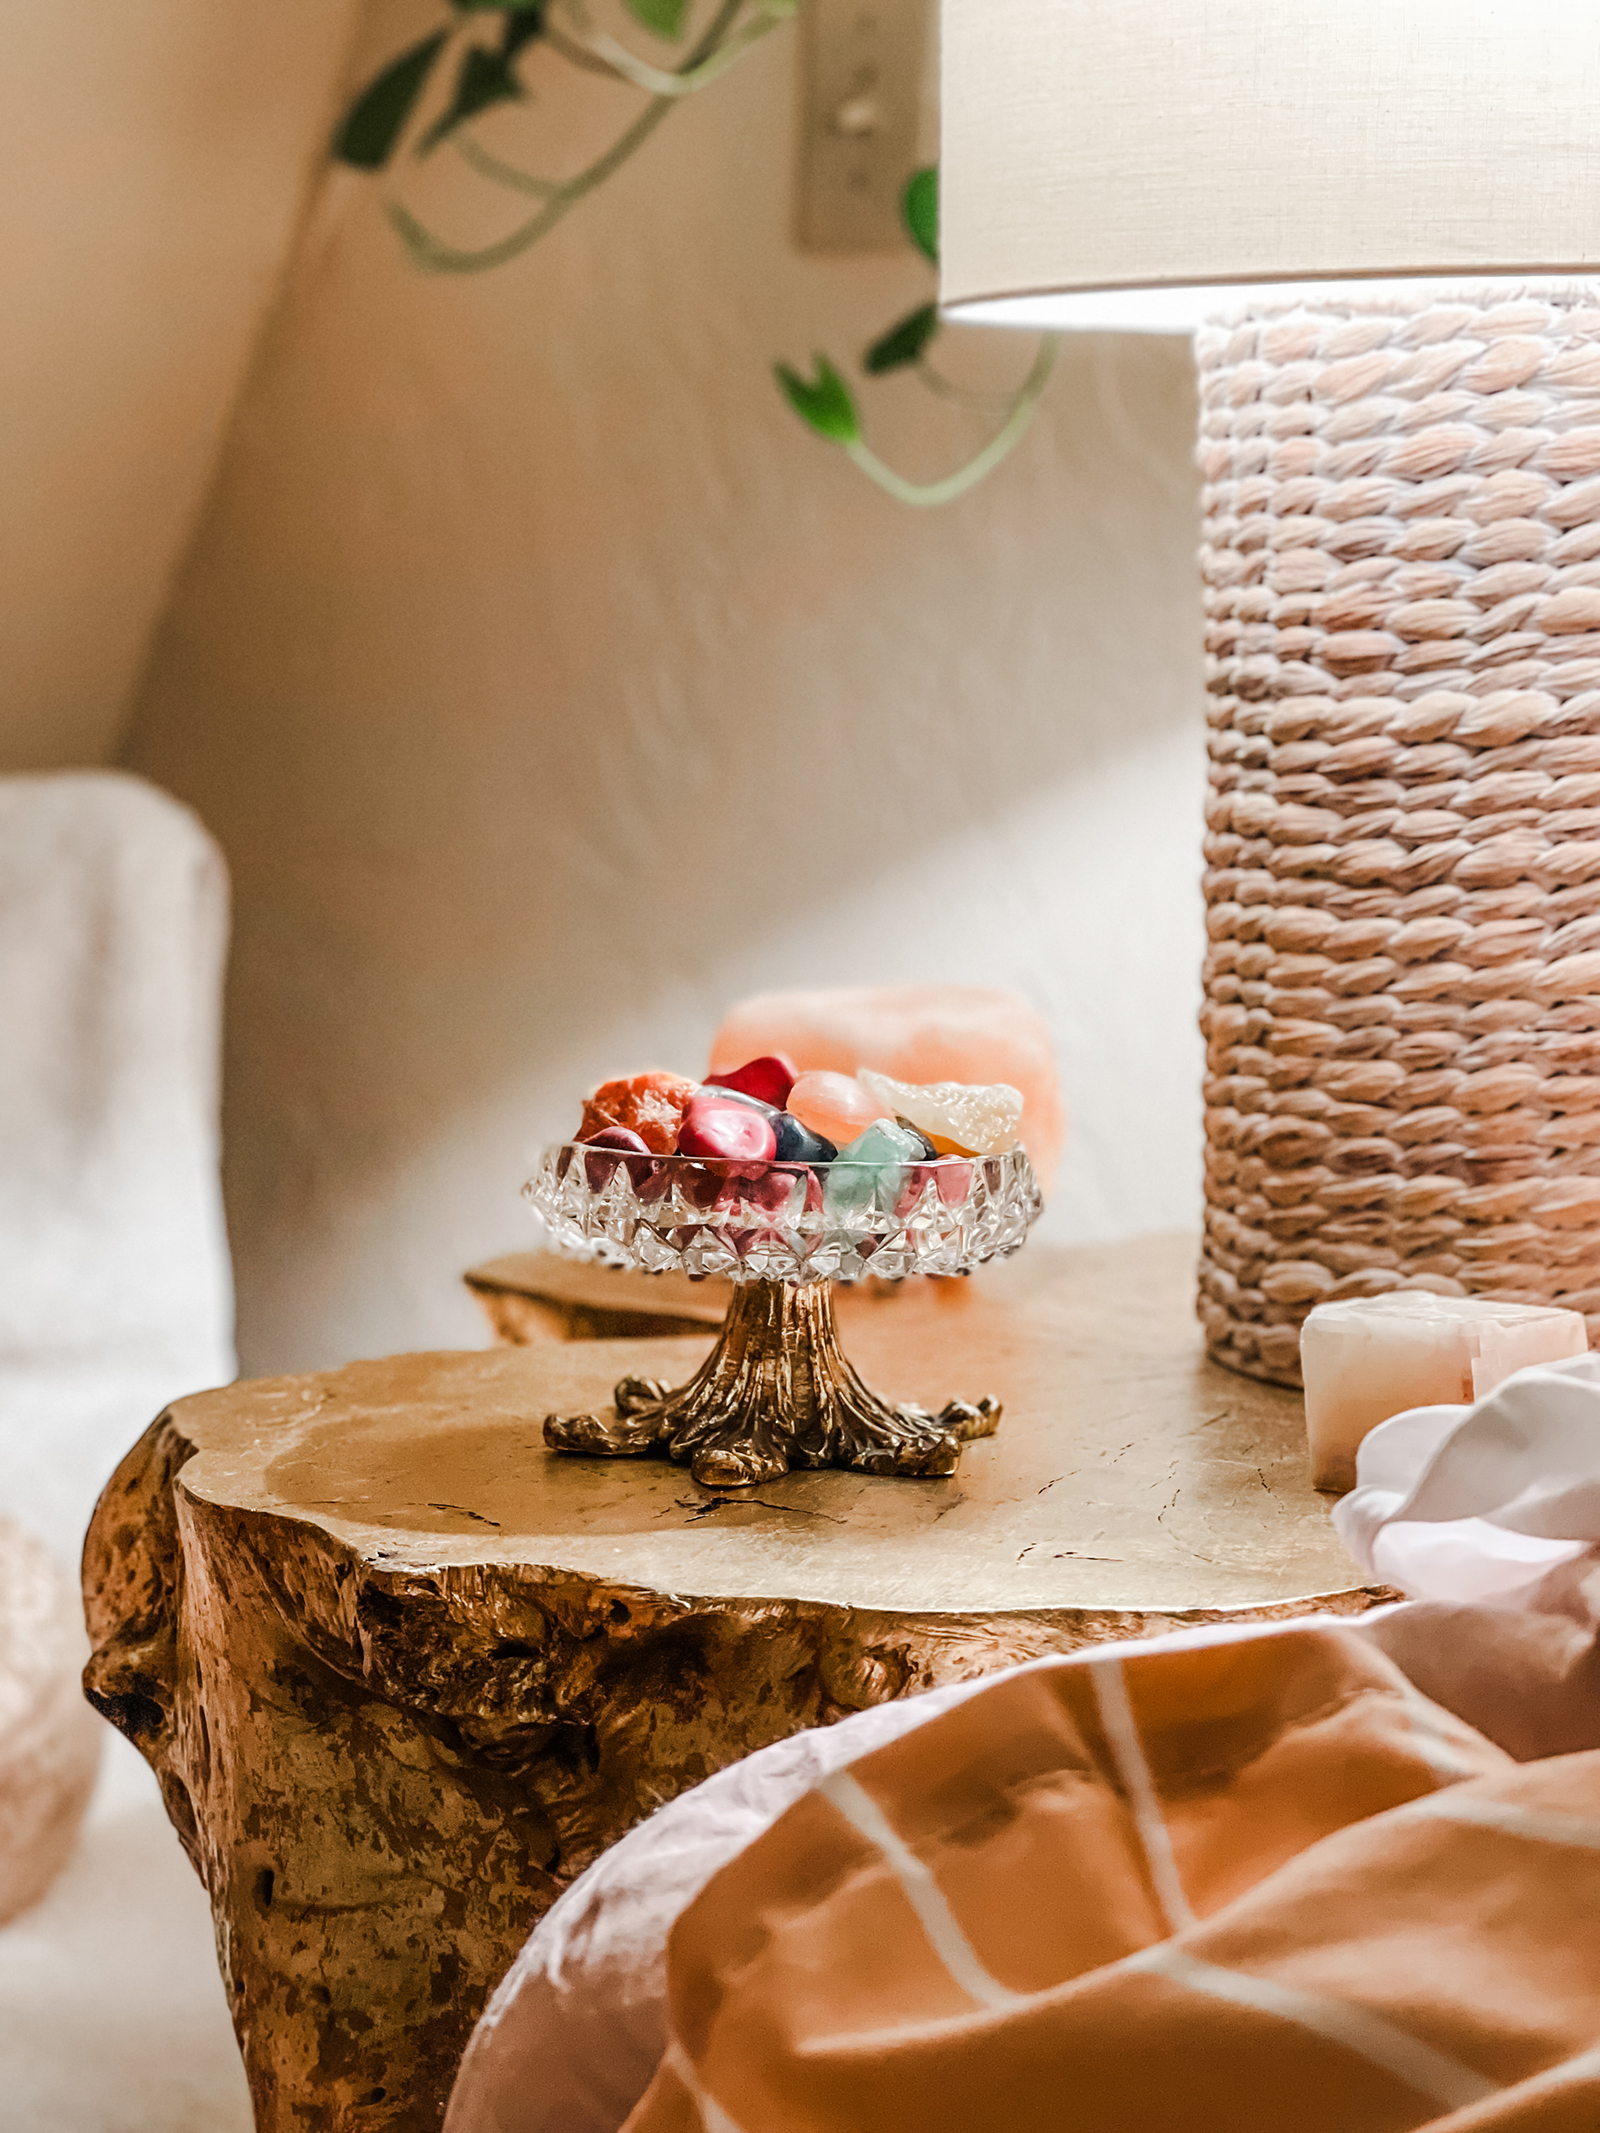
[1199,290,1600,1388]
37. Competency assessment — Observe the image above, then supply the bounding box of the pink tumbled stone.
[675,1095,778,1163]
[710,986,1063,1189]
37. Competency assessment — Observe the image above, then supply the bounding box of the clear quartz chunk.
[857,1069,1023,1156]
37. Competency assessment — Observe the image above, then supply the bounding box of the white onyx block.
[1300,1292,1590,1495]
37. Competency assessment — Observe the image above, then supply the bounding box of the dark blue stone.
[895,1116,939,1160]
[772,1111,837,1164]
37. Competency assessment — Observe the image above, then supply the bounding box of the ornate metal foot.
[542,1280,1002,1487]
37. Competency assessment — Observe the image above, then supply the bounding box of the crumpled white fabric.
[1333,1350,1600,1603]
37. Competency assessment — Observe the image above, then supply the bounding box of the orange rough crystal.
[709,987,1063,1190]
[578,1072,700,1155]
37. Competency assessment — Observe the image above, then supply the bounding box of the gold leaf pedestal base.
[542,1278,999,1486]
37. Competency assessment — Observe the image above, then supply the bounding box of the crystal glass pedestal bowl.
[525,1142,1043,1488]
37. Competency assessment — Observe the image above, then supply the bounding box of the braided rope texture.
[1199,291,1600,1387]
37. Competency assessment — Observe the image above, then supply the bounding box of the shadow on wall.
[0,0,360,772]
[123,16,1207,1376]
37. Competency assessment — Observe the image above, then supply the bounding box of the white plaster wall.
[126,7,1209,1375]
[0,0,359,769]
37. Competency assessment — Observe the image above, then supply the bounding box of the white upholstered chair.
[0,770,250,2133]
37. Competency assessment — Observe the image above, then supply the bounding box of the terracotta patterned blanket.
[624,1624,1600,2133]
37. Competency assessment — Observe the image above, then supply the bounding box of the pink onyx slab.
[709,986,1062,1189]
[1300,1292,1590,1495]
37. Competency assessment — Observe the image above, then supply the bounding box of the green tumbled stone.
[824,1119,925,1221]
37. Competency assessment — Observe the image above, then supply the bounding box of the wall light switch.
[794,0,931,254]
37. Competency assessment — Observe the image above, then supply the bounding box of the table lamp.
[941,0,1600,1388]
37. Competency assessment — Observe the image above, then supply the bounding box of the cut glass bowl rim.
[524,1140,1043,1285]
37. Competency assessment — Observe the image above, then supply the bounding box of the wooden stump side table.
[82,1236,1384,2133]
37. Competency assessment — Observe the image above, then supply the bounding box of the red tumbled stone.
[705,1053,797,1109]
[581,1126,653,1191]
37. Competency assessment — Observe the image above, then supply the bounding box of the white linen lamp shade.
[939,0,1600,332]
